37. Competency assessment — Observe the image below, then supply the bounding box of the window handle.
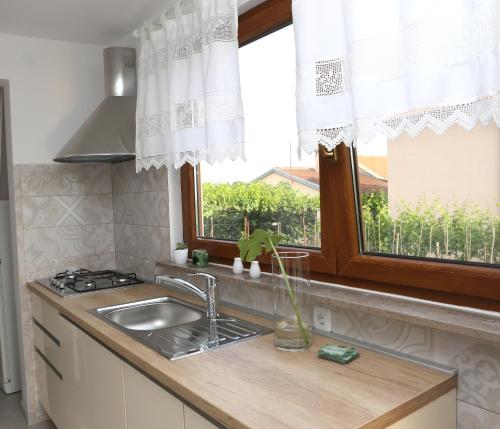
[319,145,338,164]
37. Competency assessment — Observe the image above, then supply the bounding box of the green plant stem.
[268,240,311,346]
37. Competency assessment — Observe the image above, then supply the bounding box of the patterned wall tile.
[458,401,500,429]
[16,228,25,264]
[88,252,116,271]
[22,195,113,228]
[13,165,23,229]
[331,307,434,359]
[23,255,114,282]
[220,282,274,315]
[112,161,155,194]
[24,224,114,262]
[434,330,500,413]
[20,164,111,196]
[115,253,156,282]
[153,166,169,191]
[111,161,168,194]
[113,191,169,227]
[115,224,170,261]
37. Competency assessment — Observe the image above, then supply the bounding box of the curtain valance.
[293,0,500,154]
[135,0,245,171]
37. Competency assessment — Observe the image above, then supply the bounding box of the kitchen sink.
[104,300,203,331]
[91,297,271,360]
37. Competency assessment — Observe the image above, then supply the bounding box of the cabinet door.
[34,350,65,429]
[184,405,219,429]
[59,318,91,429]
[85,335,127,429]
[124,364,184,429]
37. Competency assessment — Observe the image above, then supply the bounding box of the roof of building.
[254,164,388,193]
[357,156,388,179]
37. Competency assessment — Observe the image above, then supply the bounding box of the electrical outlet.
[313,306,332,332]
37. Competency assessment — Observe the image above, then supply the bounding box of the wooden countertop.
[28,282,456,429]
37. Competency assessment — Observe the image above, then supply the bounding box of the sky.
[202,24,387,184]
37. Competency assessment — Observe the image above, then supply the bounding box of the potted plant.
[238,229,312,351]
[173,242,189,265]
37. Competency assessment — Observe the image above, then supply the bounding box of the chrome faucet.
[155,273,218,320]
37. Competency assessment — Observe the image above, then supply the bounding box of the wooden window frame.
[181,0,500,311]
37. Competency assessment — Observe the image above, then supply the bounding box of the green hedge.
[201,182,499,264]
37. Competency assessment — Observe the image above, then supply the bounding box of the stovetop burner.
[37,268,144,297]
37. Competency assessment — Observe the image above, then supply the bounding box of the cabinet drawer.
[31,293,63,341]
[34,349,65,429]
[33,321,61,374]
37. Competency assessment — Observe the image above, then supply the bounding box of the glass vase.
[272,252,312,351]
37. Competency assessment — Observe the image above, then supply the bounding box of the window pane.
[355,124,500,266]
[197,25,321,248]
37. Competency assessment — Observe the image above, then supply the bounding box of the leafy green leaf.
[237,229,284,262]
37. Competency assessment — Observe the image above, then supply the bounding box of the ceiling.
[0,0,264,46]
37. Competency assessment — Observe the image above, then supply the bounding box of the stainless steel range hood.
[54,47,137,163]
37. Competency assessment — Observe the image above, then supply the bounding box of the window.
[197,25,321,248]
[181,0,500,311]
[355,126,499,266]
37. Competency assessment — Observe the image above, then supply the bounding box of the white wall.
[0,33,104,164]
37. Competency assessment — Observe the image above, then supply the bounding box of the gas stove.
[36,269,144,297]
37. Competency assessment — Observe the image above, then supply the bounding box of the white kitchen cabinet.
[34,349,65,429]
[59,317,91,429]
[84,334,127,429]
[124,363,184,429]
[33,322,61,374]
[31,292,64,341]
[184,405,219,429]
[31,293,221,429]
[34,351,50,416]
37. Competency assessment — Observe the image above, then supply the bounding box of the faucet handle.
[188,273,216,287]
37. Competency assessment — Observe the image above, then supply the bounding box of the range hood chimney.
[54,47,137,163]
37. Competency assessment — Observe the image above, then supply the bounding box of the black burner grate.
[53,269,143,293]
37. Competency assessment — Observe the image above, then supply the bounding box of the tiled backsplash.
[112,161,170,281]
[12,161,170,424]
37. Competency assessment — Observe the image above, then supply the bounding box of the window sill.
[156,260,500,344]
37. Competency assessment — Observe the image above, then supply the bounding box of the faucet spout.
[155,273,218,320]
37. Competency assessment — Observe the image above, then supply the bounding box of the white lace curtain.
[135,0,244,171]
[293,0,500,154]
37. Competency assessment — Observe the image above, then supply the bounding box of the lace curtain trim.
[136,142,245,171]
[300,93,500,154]
[137,92,243,140]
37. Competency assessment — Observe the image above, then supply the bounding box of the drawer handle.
[33,318,61,347]
[35,347,63,381]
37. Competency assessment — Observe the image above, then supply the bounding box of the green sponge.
[318,344,360,365]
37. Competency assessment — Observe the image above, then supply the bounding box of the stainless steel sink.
[104,300,203,331]
[91,297,271,360]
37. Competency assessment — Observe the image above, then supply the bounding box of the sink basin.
[105,301,203,331]
[91,297,272,360]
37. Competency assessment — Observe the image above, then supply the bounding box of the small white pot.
[232,257,244,275]
[173,248,189,265]
[249,261,261,279]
